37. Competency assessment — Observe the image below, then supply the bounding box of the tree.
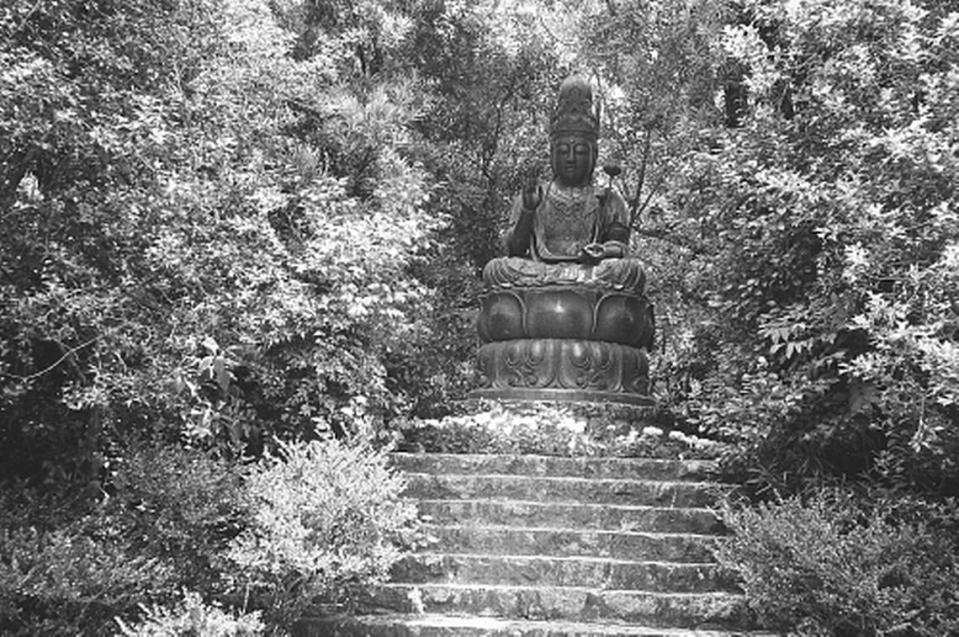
[0,0,444,480]
[663,0,959,494]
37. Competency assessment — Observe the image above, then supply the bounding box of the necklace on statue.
[547,185,597,225]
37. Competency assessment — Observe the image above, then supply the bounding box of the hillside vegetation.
[1,0,957,634]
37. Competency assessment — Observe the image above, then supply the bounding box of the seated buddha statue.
[474,76,654,404]
[483,75,646,294]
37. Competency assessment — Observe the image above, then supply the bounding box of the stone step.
[392,554,736,593]
[314,452,748,635]
[415,499,724,534]
[393,453,717,482]
[420,525,716,562]
[360,584,749,629]
[404,474,724,508]
[300,613,765,636]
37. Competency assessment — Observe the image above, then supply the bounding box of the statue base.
[473,338,651,406]
[473,258,655,407]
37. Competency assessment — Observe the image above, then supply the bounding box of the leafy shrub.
[0,440,252,636]
[115,591,266,637]
[0,524,171,636]
[0,0,447,485]
[660,0,959,497]
[226,438,418,628]
[100,442,250,598]
[715,490,959,636]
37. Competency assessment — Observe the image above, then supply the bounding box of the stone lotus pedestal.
[472,257,654,405]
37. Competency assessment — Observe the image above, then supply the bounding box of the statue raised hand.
[521,177,543,211]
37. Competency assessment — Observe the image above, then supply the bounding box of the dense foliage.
[716,490,959,635]
[0,437,412,636]
[0,0,442,484]
[116,592,265,637]
[227,439,417,626]
[0,444,246,634]
[664,0,959,496]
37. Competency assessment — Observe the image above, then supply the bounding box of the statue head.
[550,76,599,187]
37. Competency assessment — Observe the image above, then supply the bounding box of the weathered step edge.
[404,474,729,508]
[415,499,725,535]
[297,613,772,637]
[393,452,719,482]
[420,525,719,562]
[359,584,752,629]
[392,553,739,593]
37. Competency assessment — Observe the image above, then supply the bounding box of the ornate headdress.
[550,75,600,141]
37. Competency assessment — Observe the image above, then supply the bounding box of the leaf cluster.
[716,489,959,635]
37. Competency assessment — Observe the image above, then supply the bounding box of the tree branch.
[1,337,100,382]
[628,129,652,229]
[633,170,668,226]
[634,225,704,254]
[12,0,43,38]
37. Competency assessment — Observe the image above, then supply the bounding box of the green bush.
[100,443,250,598]
[659,0,959,497]
[715,490,959,636]
[0,437,418,634]
[0,524,171,636]
[0,441,251,635]
[115,591,266,637]
[226,438,418,628]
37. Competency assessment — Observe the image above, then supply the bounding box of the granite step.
[415,499,724,534]
[359,583,749,628]
[300,613,764,636]
[419,525,717,562]
[392,554,736,593]
[404,473,725,508]
[393,453,717,482]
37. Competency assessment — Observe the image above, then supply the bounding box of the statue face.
[551,136,594,186]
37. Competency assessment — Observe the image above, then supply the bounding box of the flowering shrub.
[715,490,959,635]
[398,402,723,459]
[226,438,418,628]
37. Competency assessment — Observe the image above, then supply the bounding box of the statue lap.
[482,257,645,293]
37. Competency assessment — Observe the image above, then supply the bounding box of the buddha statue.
[472,76,655,405]
[504,76,628,265]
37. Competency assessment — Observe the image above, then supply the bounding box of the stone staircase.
[299,452,758,636]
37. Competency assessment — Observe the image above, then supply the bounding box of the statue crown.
[550,75,599,141]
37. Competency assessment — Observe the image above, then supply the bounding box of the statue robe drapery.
[504,181,630,263]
